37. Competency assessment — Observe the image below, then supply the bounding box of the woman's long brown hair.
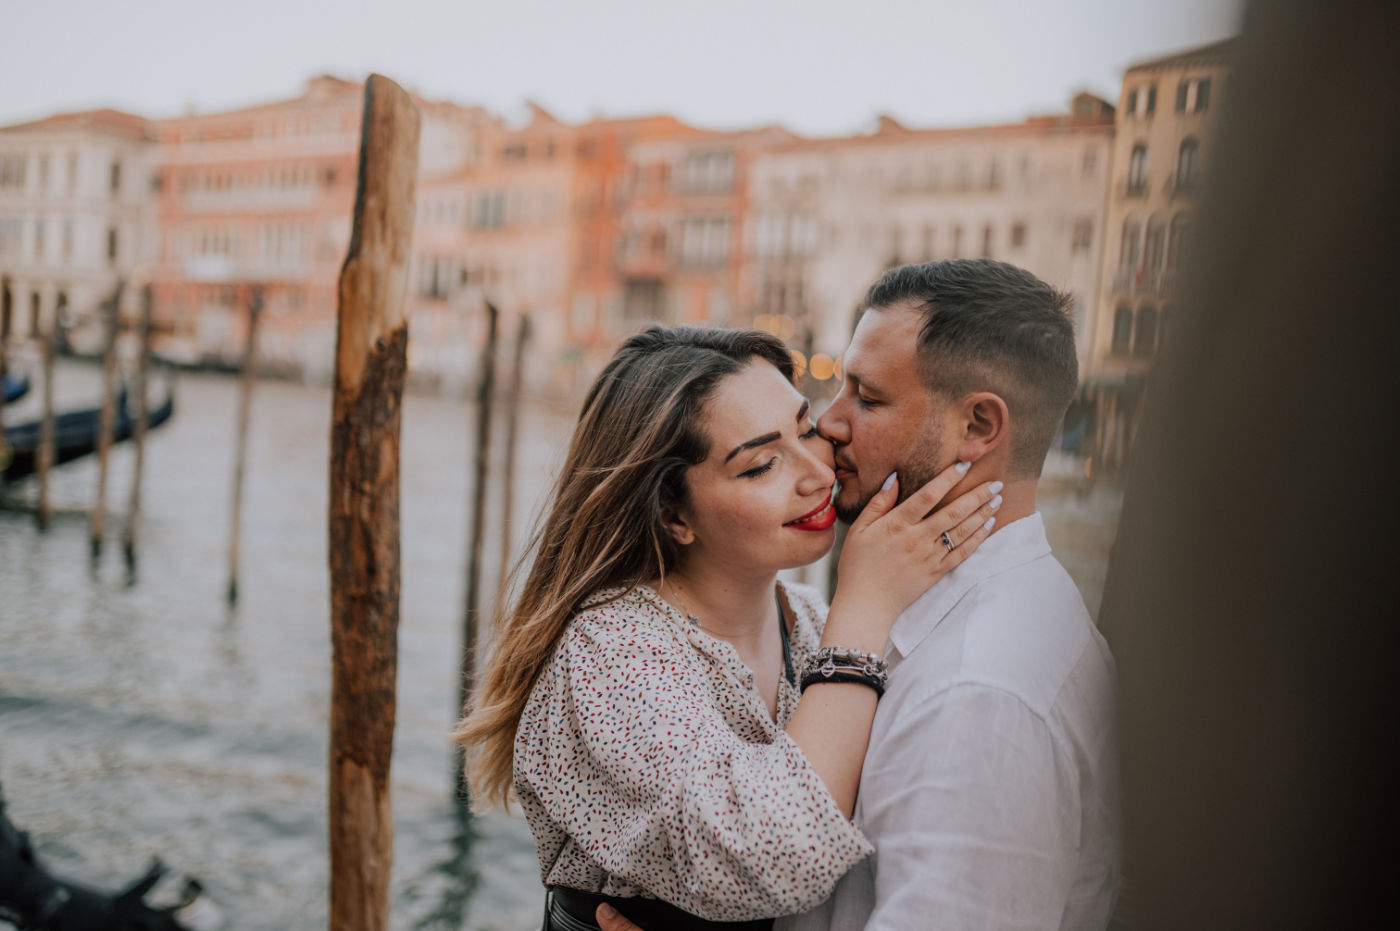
[453,325,795,809]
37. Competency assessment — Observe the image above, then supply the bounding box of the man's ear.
[955,391,1009,464]
[660,506,696,546]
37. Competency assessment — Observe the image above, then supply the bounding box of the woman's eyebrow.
[724,400,811,464]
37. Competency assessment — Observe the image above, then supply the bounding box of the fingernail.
[989,480,1004,494]
[599,903,617,920]
[882,472,897,491]
[955,460,971,474]
[989,494,1002,510]
[984,516,996,532]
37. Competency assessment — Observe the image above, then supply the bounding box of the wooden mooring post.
[456,300,499,795]
[493,313,531,618]
[225,285,262,605]
[35,300,57,531]
[123,283,153,578]
[90,281,123,561]
[327,74,419,931]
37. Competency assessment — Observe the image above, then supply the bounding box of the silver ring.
[941,531,955,552]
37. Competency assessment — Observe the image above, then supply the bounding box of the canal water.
[0,359,1124,930]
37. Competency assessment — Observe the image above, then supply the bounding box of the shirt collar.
[887,511,1052,658]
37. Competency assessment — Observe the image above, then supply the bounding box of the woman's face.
[668,359,837,575]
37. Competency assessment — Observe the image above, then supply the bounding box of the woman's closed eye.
[739,458,777,478]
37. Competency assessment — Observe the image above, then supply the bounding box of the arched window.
[1112,305,1134,354]
[1120,218,1142,270]
[1144,216,1166,272]
[1127,144,1148,195]
[1134,305,1159,357]
[1168,214,1191,269]
[1177,137,1200,190]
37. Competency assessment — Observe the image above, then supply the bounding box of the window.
[680,151,734,194]
[1146,85,1157,114]
[1134,305,1158,357]
[1126,90,1137,115]
[1112,306,1133,354]
[1072,218,1093,252]
[951,225,963,257]
[1144,217,1166,271]
[987,161,1001,190]
[34,219,45,260]
[1168,214,1191,269]
[67,153,78,193]
[1083,148,1098,177]
[1177,77,1213,114]
[1010,222,1026,248]
[107,227,118,264]
[623,278,665,322]
[921,225,934,261]
[1120,219,1142,270]
[1176,137,1200,190]
[38,156,49,191]
[30,292,41,336]
[502,144,527,162]
[981,224,994,258]
[110,160,121,197]
[1127,145,1148,195]
[0,154,24,188]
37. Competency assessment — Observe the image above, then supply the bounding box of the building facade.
[0,109,156,354]
[150,76,489,379]
[743,94,1115,379]
[1090,39,1233,381]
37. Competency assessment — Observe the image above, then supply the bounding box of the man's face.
[818,305,953,523]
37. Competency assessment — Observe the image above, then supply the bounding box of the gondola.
[2,785,211,930]
[2,373,28,405]
[1,387,175,481]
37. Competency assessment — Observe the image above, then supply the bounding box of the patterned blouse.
[513,581,874,922]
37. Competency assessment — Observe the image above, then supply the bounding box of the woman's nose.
[798,438,836,490]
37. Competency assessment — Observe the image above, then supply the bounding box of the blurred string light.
[790,349,807,379]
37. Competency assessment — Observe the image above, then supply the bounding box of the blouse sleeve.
[533,606,872,921]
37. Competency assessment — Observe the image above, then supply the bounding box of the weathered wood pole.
[35,297,57,531]
[225,285,263,605]
[456,300,499,793]
[0,283,8,483]
[327,74,419,931]
[90,281,123,561]
[123,283,153,577]
[493,313,531,618]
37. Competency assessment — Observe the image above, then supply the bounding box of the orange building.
[150,76,488,379]
[410,103,576,391]
[566,115,793,375]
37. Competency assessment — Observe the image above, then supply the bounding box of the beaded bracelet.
[798,646,890,694]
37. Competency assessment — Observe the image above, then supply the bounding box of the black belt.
[544,885,774,931]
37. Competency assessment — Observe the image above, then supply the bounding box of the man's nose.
[816,402,849,446]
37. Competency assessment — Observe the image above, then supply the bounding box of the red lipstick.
[785,494,836,532]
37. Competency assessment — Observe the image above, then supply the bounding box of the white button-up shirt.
[780,513,1121,931]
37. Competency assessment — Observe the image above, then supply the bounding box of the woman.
[454,326,1000,930]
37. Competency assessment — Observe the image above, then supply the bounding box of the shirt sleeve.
[537,609,873,921]
[861,683,1080,931]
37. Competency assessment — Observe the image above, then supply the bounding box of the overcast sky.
[3,0,1242,136]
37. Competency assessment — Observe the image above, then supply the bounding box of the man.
[600,259,1120,930]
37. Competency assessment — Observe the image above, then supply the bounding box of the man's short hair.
[863,259,1079,478]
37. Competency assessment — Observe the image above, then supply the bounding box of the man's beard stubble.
[833,434,943,525]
